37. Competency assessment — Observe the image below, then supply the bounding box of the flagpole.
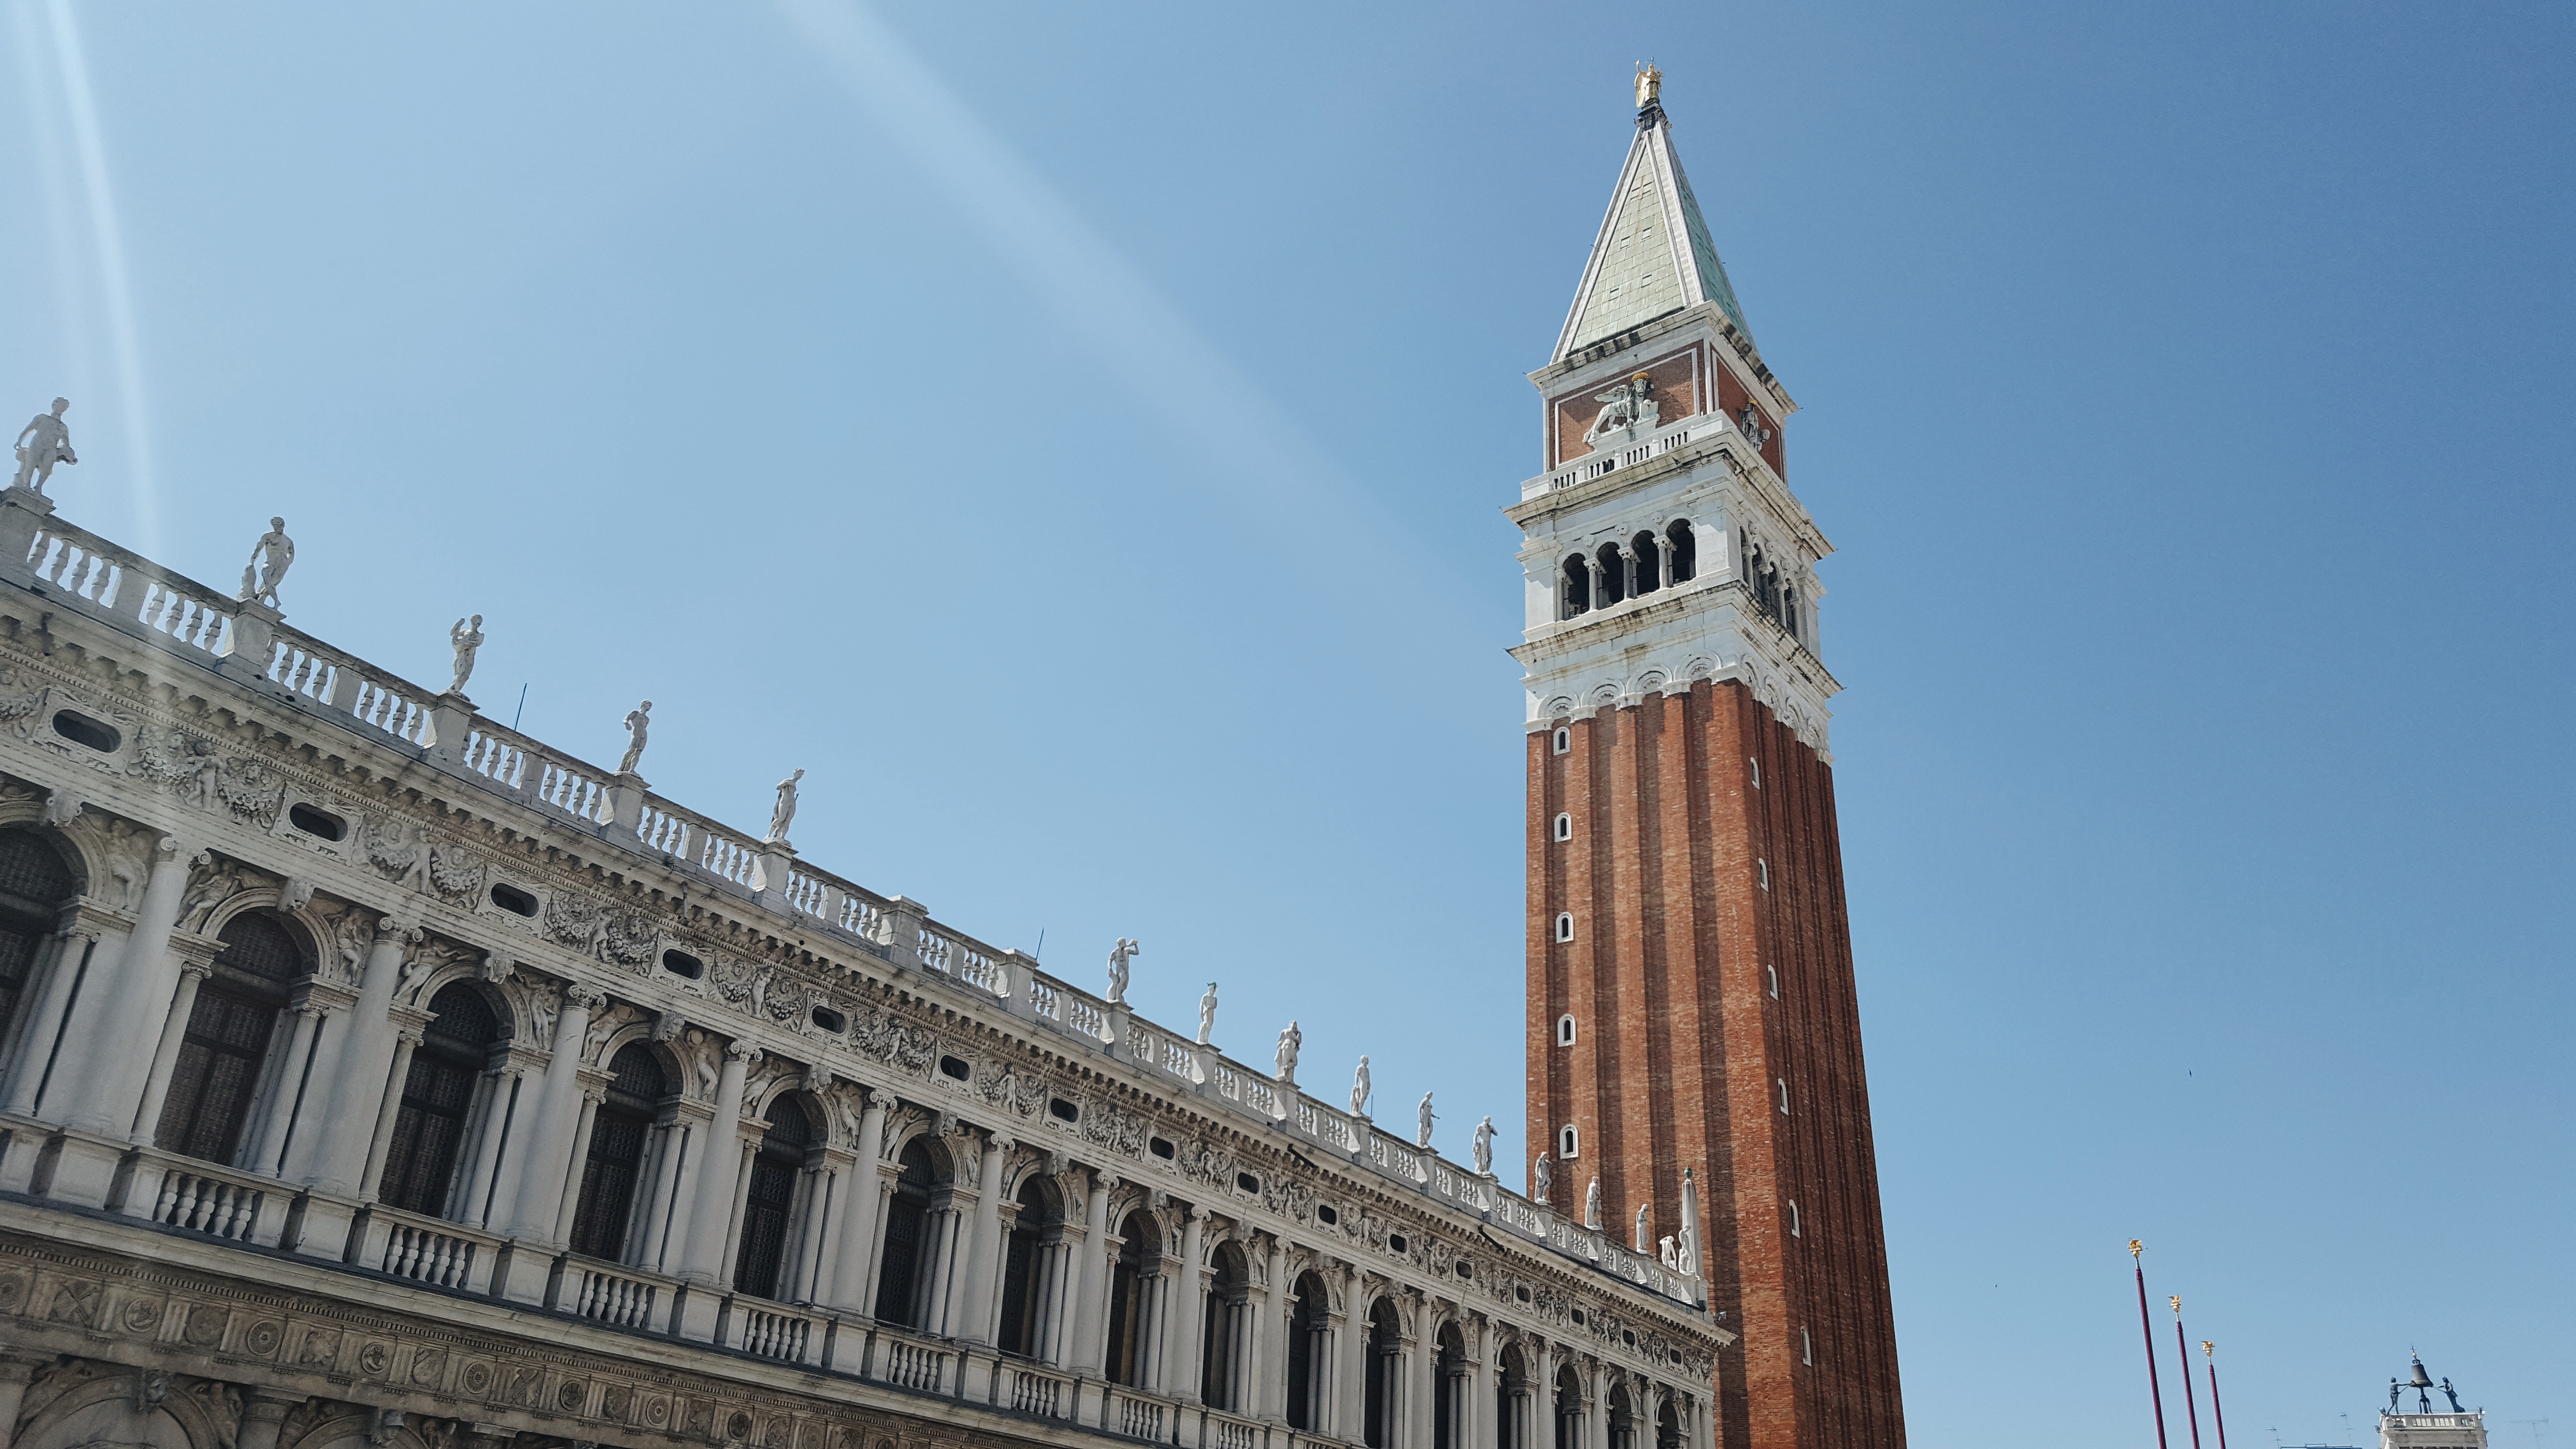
[2132,1240,2169,1449]
[2171,1297,2205,1449]
[2203,1341,2230,1449]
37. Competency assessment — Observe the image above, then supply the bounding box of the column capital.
[564,982,609,1013]
[724,1040,763,1063]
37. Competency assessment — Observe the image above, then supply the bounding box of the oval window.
[1316,1204,1338,1226]
[288,803,347,840]
[938,1055,970,1081]
[489,883,538,918]
[810,1005,846,1033]
[51,710,118,753]
[1048,1097,1080,1123]
[661,949,704,980]
[1236,1172,1261,1195]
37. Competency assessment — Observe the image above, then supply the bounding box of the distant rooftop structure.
[2382,1353,2484,1449]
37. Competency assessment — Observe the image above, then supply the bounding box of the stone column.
[51,837,184,1137]
[796,1153,847,1305]
[953,1130,1010,1342]
[1582,1360,1606,1449]
[1531,1339,1558,1449]
[357,1028,424,1201]
[233,1391,306,1449]
[126,954,215,1143]
[1470,1315,1494,1449]
[460,1065,529,1227]
[1251,1234,1284,1420]
[0,924,93,1117]
[249,1006,325,1176]
[1587,557,1609,609]
[1167,1204,1208,1401]
[677,1041,757,1283]
[1037,1173,1085,1365]
[549,1087,606,1242]
[641,1106,706,1272]
[1068,1167,1117,1374]
[828,1091,888,1311]
[500,983,603,1242]
[717,1132,759,1285]
[1621,545,1642,599]
[304,918,413,1193]
[1336,1264,1368,1444]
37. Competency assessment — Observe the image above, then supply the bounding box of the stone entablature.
[0,485,1727,1449]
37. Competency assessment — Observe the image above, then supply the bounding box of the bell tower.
[1509,71,1907,1449]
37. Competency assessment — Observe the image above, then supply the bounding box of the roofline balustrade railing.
[2,490,1705,1310]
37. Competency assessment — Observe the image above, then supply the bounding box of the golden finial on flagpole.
[2129,1238,2144,1257]
[2170,1295,2182,1314]
[2202,1340,2215,1358]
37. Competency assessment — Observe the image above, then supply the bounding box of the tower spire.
[1554,72,1752,361]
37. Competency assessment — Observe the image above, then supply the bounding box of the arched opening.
[569,1041,667,1260]
[1608,1381,1637,1449]
[1554,1365,1583,1449]
[1658,1397,1684,1449]
[1105,1209,1156,1387]
[733,1095,816,1300]
[0,828,77,1082]
[377,981,502,1216]
[1285,1269,1330,1430]
[1630,532,1661,597]
[1364,1297,1401,1448]
[873,1138,941,1327]
[1433,1320,1468,1449]
[1666,521,1696,583]
[155,911,311,1165]
[1497,1345,1530,1449]
[1594,544,1626,606]
[1560,554,1591,619]
[996,1174,1064,1358]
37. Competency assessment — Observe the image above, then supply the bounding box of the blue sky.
[4,3,2567,1445]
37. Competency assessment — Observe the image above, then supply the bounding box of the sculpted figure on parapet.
[1274,1019,1300,1085]
[239,517,295,607]
[618,700,652,774]
[765,767,803,844]
[447,615,483,695]
[1106,936,1139,1005]
[12,397,73,493]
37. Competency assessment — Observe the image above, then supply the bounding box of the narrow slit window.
[1558,1125,1578,1159]
[1552,726,1571,756]
[1556,1014,1577,1047]
[1789,1199,1801,1238]
[1553,812,1573,842]
[1554,913,1574,943]
[1749,757,1761,788]
[1801,1327,1813,1366]
[1777,1078,1790,1115]
[1758,858,1770,889]
[1768,965,1780,1000]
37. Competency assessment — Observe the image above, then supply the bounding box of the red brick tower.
[1505,73,1906,1449]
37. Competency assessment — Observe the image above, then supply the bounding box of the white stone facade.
[0,483,1728,1449]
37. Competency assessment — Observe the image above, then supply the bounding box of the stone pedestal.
[752,841,796,910]
[0,486,54,582]
[675,1285,723,1342]
[284,1192,360,1260]
[219,598,282,678]
[489,1238,555,1305]
[1001,951,1039,1018]
[1106,1004,1133,1062]
[880,897,927,970]
[425,691,475,762]
[35,1127,127,1208]
[606,773,650,835]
